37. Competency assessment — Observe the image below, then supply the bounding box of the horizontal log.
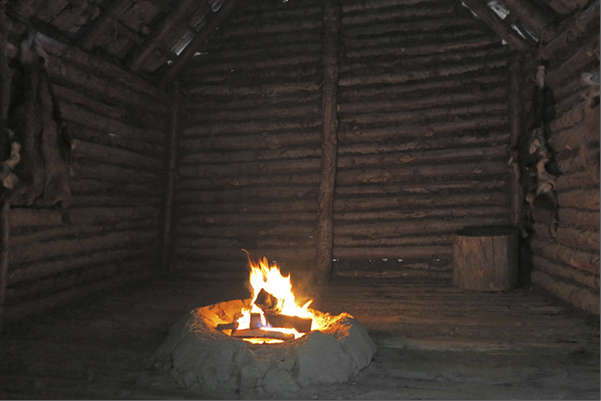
[7,263,121,302]
[71,195,162,207]
[531,238,600,275]
[179,129,321,151]
[333,217,510,238]
[176,237,315,252]
[186,92,321,112]
[71,161,162,182]
[39,34,166,100]
[69,178,161,196]
[180,147,320,165]
[217,19,321,38]
[204,31,322,55]
[176,224,315,239]
[9,206,159,228]
[231,328,295,341]
[177,174,320,191]
[334,234,450,248]
[557,189,600,210]
[556,227,600,252]
[336,178,507,195]
[184,117,321,136]
[337,145,508,169]
[336,161,510,185]
[558,208,600,229]
[229,4,320,24]
[342,16,476,37]
[344,37,502,59]
[550,102,588,133]
[10,218,157,247]
[189,41,322,66]
[68,122,164,158]
[341,0,444,12]
[71,139,163,170]
[334,192,509,212]
[185,104,321,123]
[187,81,320,96]
[52,84,122,120]
[545,35,600,89]
[45,55,167,115]
[60,103,166,144]
[189,53,321,75]
[339,59,507,87]
[3,270,155,320]
[342,3,455,26]
[530,270,599,315]
[335,206,508,222]
[175,185,318,204]
[549,117,594,152]
[338,87,507,114]
[9,230,158,265]
[340,103,507,125]
[175,247,316,262]
[333,246,451,260]
[555,171,600,190]
[178,200,317,215]
[339,115,508,143]
[8,247,148,284]
[339,131,510,156]
[178,158,320,178]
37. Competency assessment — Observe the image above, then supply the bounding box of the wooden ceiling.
[4,0,597,84]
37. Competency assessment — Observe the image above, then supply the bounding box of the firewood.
[216,322,239,331]
[231,328,295,341]
[255,288,279,312]
[264,313,312,333]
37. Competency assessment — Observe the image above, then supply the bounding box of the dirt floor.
[0,274,599,399]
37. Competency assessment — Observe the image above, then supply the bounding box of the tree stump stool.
[452,226,518,291]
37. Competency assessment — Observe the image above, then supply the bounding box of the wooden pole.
[498,0,555,40]
[315,0,340,285]
[0,0,9,332]
[509,52,524,228]
[460,0,532,51]
[160,0,241,86]
[161,84,182,273]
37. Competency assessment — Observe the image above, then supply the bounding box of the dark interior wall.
[526,22,600,314]
[332,0,512,277]
[173,0,324,278]
[173,0,515,279]
[4,36,169,317]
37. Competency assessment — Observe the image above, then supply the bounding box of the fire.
[235,256,324,342]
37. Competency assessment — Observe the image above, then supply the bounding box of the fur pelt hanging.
[6,34,73,207]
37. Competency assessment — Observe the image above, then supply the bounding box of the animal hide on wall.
[6,35,73,207]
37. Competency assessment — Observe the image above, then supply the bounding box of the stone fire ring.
[153,299,377,394]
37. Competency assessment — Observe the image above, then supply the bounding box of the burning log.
[255,288,279,312]
[263,313,312,333]
[231,328,295,341]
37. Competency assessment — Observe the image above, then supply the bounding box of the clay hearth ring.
[154,299,377,394]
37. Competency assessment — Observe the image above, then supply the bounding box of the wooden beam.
[161,84,182,273]
[498,0,556,40]
[315,0,340,285]
[78,0,136,51]
[160,0,240,86]
[508,52,524,228]
[128,0,202,71]
[461,0,532,51]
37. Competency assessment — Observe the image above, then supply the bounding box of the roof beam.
[78,0,136,51]
[128,0,204,71]
[498,0,556,40]
[461,0,533,51]
[160,0,240,86]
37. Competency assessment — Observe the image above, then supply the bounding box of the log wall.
[174,0,324,278]
[3,36,169,318]
[174,0,514,279]
[528,18,600,314]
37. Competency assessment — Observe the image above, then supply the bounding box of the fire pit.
[153,257,377,393]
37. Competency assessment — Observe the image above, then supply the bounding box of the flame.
[236,256,323,340]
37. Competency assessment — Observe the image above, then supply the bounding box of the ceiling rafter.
[160,0,241,86]
[78,0,136,51]
[461,0,533,51]
[128,0,206,71]
[498,0,556,41]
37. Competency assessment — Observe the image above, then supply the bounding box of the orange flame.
[236,255,322,340]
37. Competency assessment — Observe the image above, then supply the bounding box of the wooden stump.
[452,226,518,291]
